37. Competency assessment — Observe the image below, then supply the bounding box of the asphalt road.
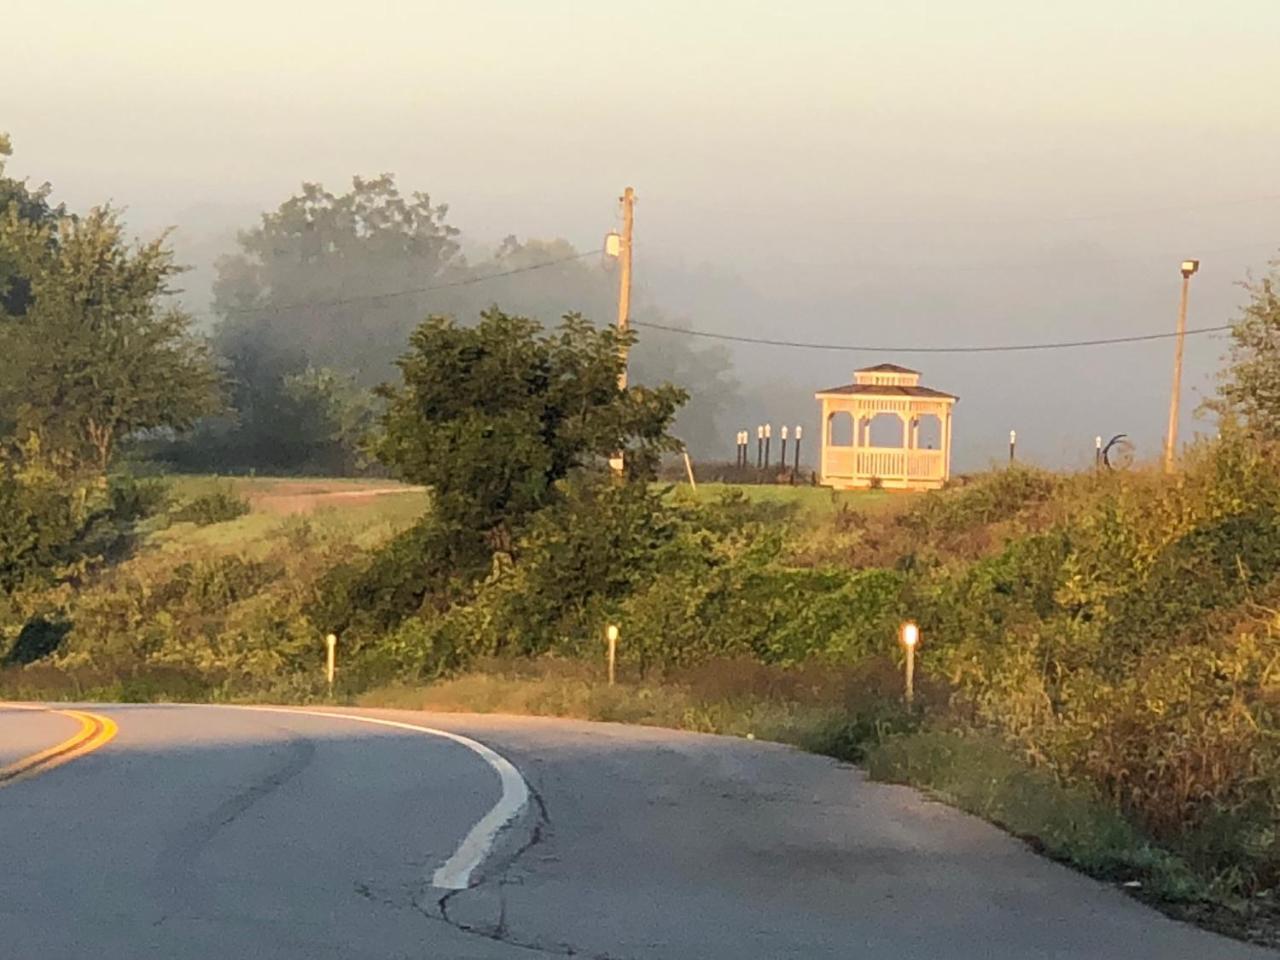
[1,703,1274,959]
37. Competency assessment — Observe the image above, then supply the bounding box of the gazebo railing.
[823,446,945,482]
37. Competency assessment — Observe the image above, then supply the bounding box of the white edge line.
[222,705,530,890]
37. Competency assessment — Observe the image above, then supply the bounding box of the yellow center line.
[0,706,118,788]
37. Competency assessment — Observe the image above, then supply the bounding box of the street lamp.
[1164,259,1200,473]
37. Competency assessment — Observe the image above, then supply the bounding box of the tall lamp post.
[1163,259,1199,474]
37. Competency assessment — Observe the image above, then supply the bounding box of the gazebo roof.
[855,362,920,375]
[815,383,958,400]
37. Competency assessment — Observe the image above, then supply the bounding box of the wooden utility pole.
[609,187,635,478]
[616,186,635,389]
[1164,260,1199,473]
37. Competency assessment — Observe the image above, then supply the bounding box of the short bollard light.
[899,621,919,707]
[605,624,619,687]
[325,633,338,690]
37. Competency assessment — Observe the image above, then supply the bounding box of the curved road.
[1,703,1273,959]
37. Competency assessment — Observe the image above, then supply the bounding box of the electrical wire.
[218,248,602,316]
[630,319,1235,354]
[200,236,1255,354]
[832,194,1280,227]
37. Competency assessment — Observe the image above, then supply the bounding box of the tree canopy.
[0,171,220,476]
[1210,259,1280,441]
[0,133,65,317]
[377,309,687,546]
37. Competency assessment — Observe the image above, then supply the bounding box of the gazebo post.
[942,409,952,482]
[819,398,828,484]
[899,411,910,485]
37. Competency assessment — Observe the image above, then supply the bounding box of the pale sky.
[5,0,1279,466]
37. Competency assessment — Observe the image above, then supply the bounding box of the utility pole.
[615,187,635,388]
[1164,259,1200,473]
[608,187,636,477]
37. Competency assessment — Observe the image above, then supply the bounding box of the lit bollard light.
[899,621,919,707]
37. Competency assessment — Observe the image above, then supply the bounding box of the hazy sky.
[5,0,1279,466]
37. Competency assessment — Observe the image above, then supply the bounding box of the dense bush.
[170,484,250,525]
[0,470,161,595]
[898,441,1280,892]
[356,478,907,681]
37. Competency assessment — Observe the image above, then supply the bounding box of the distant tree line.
[157,175,736,475]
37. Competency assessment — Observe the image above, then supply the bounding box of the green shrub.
[171,484,250,525]
[107,474,170,522]
[0,469,161,594]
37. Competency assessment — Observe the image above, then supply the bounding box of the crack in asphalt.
[415,771,635,960]
[152,728,317,928]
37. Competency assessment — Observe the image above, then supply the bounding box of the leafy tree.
[204,176,461,470]
[278,367,381,473]
[1209,258,1280,441]
[0,205,220,476]
[213,175,461,382]
[0,134,66,318]
[377,309,687,547]
[458,236,737,452]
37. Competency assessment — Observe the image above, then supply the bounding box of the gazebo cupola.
[854,364,921,388]
[814,363,957,491]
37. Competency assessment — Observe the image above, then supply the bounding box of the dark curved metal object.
[1103,434,1135,470]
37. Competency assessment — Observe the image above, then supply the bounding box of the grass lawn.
[152,475,428,552]
[666,481,908,519]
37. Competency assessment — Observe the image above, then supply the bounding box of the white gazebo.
[815,363,957,491]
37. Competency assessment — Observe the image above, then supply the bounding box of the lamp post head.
[795,425,803,439]
[757,425,764,439]
[1010,429,1017,443]
[606,624,619,643]
[900,621,920,648]
[604,232,622,258]
[1181,259,1200,279]
[781,426,788,440]
[765,424,772,438]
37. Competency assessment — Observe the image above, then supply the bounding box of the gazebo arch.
[826,409,855,446]
[814,363,957,491]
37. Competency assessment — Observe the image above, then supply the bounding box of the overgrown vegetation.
[169,483,250,526]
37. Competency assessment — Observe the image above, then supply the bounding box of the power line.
[194,230,1251,354]
[631,319,1235,354]
[218,248,602,316]
[835,194,1280,227]
[824,240,1278,272]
